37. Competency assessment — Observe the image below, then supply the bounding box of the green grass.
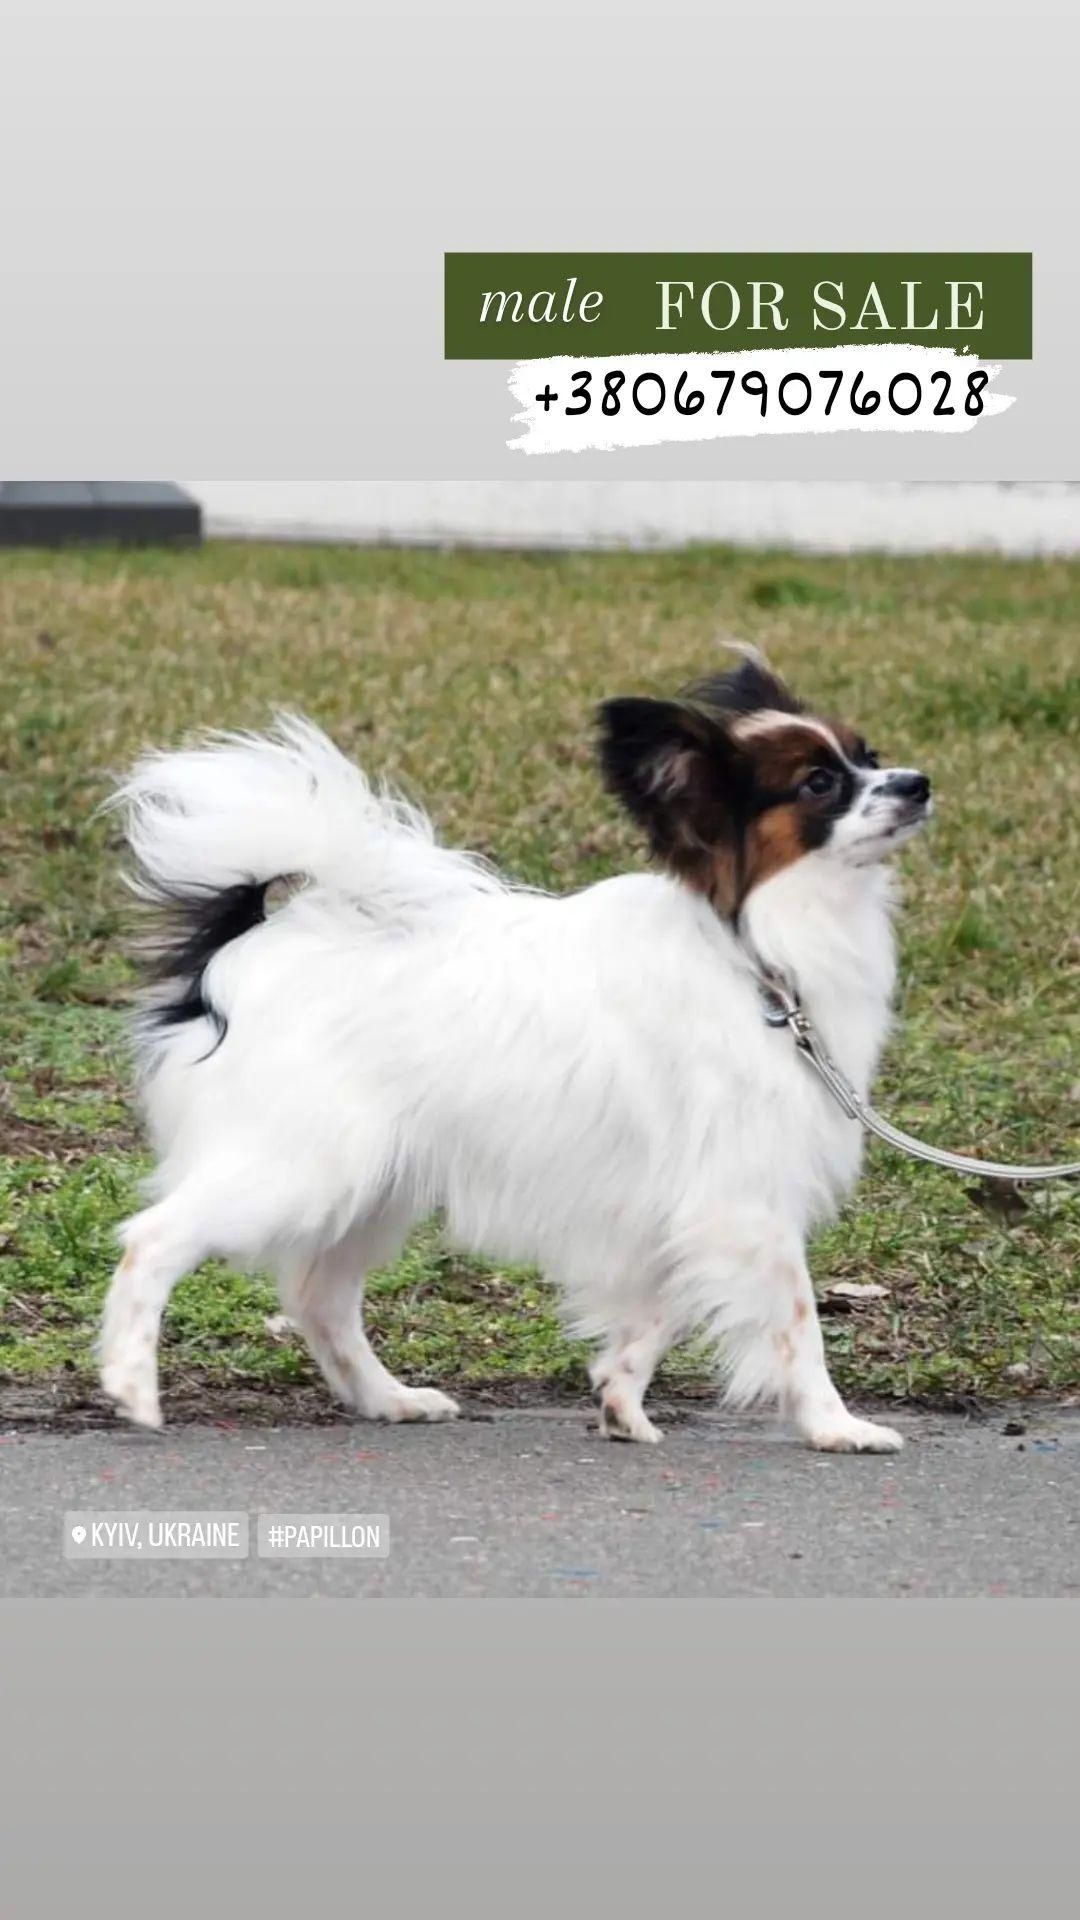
[1,539,1078,1418]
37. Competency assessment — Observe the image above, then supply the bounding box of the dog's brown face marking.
[598,656,876,921]
[734,717,855,900]
[829,719,879,770]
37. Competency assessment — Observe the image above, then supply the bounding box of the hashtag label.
[256,1514,390,1559]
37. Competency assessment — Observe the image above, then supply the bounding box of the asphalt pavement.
[2,1404,1077,1597]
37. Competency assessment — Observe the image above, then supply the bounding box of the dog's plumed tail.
[111,714,505,1018]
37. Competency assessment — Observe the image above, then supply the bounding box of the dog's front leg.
[776,1256,903,1454]
[684,1213,903,1453]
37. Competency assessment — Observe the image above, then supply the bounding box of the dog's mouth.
[885,798,933,838]
[847,800,932,866]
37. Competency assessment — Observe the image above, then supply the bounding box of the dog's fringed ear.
[693,650,803,720]
[596,697,745,911]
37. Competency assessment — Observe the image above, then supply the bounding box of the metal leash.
[758,975,1080,1184]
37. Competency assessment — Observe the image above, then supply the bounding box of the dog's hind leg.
[590,1316,672,1444]
[99,1190,211,1429]
[280,1208,460,1424]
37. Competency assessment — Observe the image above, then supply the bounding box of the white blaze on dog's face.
[597,654,932,918]
[824,761,934,866]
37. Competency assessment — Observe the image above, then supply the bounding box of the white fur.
[99,715,913,1451]
[729,709,843,755]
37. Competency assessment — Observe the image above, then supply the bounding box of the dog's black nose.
[888,771,931,803]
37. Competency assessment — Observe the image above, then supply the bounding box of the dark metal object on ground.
[0,482,202,546]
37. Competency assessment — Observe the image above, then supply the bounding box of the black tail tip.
[141,879,269,1039]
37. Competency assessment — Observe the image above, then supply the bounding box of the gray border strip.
[2,1600,1076,1903]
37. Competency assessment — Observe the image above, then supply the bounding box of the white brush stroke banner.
[508,345,1014,455]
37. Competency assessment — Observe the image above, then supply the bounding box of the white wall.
[184,482,1080,556]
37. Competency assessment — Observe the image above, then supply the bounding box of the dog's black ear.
[596,697,743,876]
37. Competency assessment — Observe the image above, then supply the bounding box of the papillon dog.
[99,651,932,1450]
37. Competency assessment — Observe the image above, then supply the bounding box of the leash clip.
[759,976,810,1046]
[753,951,1080,1183]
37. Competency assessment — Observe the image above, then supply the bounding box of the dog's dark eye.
[863,746,880,770]
[802,768,838,798]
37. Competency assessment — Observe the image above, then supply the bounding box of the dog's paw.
[804,1415,903,1454]
[597,1390,664,1445]
[378,1386,460,1425]
[100,1358,163,1431]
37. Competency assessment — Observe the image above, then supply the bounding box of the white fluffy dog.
[99,653,931,1449]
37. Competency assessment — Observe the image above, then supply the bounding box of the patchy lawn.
[1,539,1078,1423]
